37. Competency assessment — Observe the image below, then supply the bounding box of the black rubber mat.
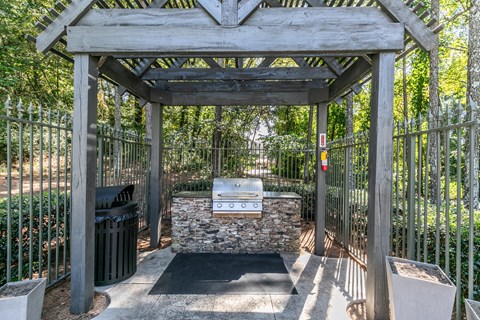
[149,253,297,295]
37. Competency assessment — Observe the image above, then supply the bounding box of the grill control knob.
[229,204,234,208]
[253,203,259,208]
[241,204,246,208]
[217,204,222,208]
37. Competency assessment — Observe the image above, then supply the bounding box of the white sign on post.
[319,133,326,148]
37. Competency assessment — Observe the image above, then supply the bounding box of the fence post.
[343,138,351,246]
[98,124,104,187]
[278,150,282,188]
[406,132,416,260]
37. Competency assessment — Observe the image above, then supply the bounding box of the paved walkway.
[96,248,366,320]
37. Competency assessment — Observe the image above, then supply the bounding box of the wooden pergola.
[34,0,437,319]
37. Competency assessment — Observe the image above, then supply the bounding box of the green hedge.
[0,192,70,286]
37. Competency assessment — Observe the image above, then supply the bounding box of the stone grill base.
[172,197,301,253]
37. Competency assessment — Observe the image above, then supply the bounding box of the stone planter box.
[386,256,456,320]
[466,299,480,320]
[0,278,46,320]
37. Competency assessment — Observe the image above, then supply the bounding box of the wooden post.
[314,102,328,256]
[150,103,163,248]
[366,52,395,320]
[71,54,97,314]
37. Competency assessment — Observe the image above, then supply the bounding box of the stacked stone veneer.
[171,197,301,253]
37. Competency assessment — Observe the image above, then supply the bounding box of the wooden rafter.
[36,0,98,54]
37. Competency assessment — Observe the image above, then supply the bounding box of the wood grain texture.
[376,0,436,51]
[98,57,153,101]
[149,103,163,248]
[328,58,372,100]
[36,0,97,53]
[70,54,97,314]
[197,0,222,24]
[222,0,238,26]
[151,91,310,106]
[77,7,392,27]
[238,0,263,24]
[155,80,326,92]
[366,52,395,320]
[67,23,404,55]
[315,102,328,256]
[142,67,337,81]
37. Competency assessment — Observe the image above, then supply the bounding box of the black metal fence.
[0,97,151,287]
[325,99,480,319]
[161,140,317,221]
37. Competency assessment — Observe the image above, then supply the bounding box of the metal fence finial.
[17,99,24,117]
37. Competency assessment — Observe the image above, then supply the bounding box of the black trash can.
[94,185,138,286]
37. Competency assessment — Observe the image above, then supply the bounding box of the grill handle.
[217,192,259,198]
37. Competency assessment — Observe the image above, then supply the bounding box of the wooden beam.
[155,80,326,92]
[222,0,238,26]
[238,0,263,24]
[328,58,372,100]
[148,0,168,8]
[314,102,328,256]
[77,7,393,27]
[36,0,97,54]
[376,0,436,51]
[197,0,221,24]
[98,57,156,102]
[68,23,404,56]
[366,52,395,320]
[70,54,97,314]
[143,67,337,81]
[151,90,311,106]
[308,86,330,103]
[149,103,163,247]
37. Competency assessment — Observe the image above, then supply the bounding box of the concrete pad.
[95,284,159,319]
[153,294,217,320]
[121,248,176,284]
[211,295,275,320]
[97,248,366,320]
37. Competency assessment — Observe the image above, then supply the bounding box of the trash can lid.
[96,185,135,209]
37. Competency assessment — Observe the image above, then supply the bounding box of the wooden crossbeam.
[155,80,327,92]
[36,0,97,53]
[77,8,393,27]
[142,67,337,81]
[68,23,404,56]
[150,90,320,106]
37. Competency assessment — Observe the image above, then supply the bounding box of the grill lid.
[212,178,263,200]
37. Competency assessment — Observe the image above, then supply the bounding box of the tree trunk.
[466,0,480,209]
[403,58,408,121]
[145,102,152,140]
[346,92,354,137]
[303,105,314,183]
[428,0,440,203]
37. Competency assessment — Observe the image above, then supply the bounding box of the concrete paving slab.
[211,295,275,320]
[96,248,366,320]
[121,248,176,284]
[95,283,159,319]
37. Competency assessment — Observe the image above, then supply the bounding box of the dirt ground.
[41,220,349,319]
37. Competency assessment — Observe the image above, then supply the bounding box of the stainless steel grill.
[212,178,263,217]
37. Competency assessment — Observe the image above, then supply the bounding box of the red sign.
[319,133,326,148]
